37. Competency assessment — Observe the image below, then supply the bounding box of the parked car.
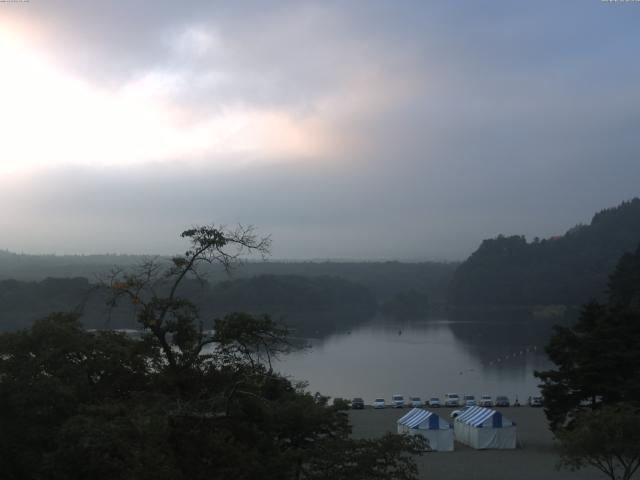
[495,395,510,407]
[409,396,422,408]
[528,396,543,407]
[479,395,493,407]
[463,395,477,407]
[444,393,460,407]
[450,409,463,419]
[392,394,405,408]
[351,397,365,409]
[373,398,386,409]
[429,397,441,408]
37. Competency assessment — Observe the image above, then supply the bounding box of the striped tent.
[454,406,516,449]
[396,408,454,451]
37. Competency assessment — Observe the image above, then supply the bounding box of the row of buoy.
[485,345,537,366]
[456,346,539,375]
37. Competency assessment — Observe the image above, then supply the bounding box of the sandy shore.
[348,407,606,480]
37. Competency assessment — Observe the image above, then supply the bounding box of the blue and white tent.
[397,408,454,451]
[453,406,516,449]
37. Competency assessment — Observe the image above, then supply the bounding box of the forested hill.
[449,198,640,307]
[0,252,458,303]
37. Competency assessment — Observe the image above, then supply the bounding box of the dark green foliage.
[450,198,640,306]
[608,244,640,310]
[0,250,458,333]
[380,289,430,319]
[536,245,640,431]
[0,249,458,304]
[205,274,377,333]
[0,313,423,480]
[209,274,374,313]
[556,403,640,480]
[303,433,427,480]
[214,312,293,370]
[0,277,92,330]
[0,225,423,479]
[536,303,640,430]
[0,313,158,479]
[0,274,377,334]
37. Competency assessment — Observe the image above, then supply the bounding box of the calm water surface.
[275,317,555,404]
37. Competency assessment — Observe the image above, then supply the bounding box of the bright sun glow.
[0,26,326,174]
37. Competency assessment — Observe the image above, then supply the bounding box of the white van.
[444,393,460,407]
[392,394,405,408]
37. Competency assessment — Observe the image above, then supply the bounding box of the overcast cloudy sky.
[1,0,639,260]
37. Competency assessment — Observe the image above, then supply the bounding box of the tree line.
[536,244,640,480]
[0,272,442,333]
[449,198,640,307]
[0,250,457,305]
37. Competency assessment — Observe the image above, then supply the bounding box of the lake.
[275,316,557,404]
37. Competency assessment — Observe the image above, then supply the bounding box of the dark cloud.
[1,0,639,259]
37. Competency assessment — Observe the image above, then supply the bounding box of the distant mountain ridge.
[449,198,640,307]
[0,252,457,304]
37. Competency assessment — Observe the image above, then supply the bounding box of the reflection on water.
[275,316,558,403]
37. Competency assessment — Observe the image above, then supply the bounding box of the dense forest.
[380,290,431,319]
[0,253,457,303]
[203,275,376,333]
[0,277,92,330]
[0,274,381,334]
[0,226,424,479]
[449,198,640,307]
[536,243,640,430]
[0,258,458,332]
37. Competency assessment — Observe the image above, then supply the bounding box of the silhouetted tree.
[557,403,640,480]
[536,245,640,430]
[608,244,640,310]
[0,225,425,479]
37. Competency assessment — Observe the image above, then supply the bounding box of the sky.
[1,0,639,260]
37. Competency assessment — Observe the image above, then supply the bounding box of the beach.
[348,407,605,480]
